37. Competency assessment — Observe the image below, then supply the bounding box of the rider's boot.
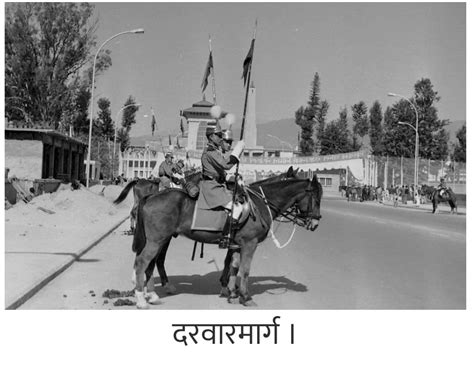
[218,216,240,250]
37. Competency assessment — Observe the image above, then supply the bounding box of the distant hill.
[130,118,465,149]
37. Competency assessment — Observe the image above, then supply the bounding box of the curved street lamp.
[388,92,420,188]
[86,28,144,187]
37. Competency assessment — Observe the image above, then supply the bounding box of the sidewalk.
[4,184,133,309]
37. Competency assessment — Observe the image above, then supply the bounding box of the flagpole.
[209,35,217,105]
[239,20,257,141]
[227,20,257,246]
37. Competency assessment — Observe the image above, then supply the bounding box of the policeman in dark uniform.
[201,122,245,248]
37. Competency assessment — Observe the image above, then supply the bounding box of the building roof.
[5,127,86,147]
[181,98,215,119]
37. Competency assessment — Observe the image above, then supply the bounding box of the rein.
[257,186,296,249]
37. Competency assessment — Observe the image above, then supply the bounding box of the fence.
[372,156,466,191]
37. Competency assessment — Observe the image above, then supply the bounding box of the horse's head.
[295,175,323,231]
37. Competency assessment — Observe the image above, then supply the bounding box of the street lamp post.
[388,92,419,188]
[86,28,144,187]
[114,103,141,177]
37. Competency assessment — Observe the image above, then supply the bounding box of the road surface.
[20,197,466,309]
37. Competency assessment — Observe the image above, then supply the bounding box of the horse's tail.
[132,195,149,254]
[113,180,139,205]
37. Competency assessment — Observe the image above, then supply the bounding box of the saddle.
[190,180,251,232]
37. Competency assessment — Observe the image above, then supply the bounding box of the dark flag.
[169,134,172,146]
[241,38,255,86]
[151,108,157,136]
[176,136,181,149]
[180,118,185,136]
[201,51,213,92]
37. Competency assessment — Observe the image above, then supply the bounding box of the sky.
[91,2,466,138]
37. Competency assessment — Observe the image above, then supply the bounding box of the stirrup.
[218,236,240,250]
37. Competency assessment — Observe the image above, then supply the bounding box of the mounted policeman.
[200,105,245,248]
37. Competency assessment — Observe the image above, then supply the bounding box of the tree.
[413,78,449,160]
[117,128,130,153]
[452,124,466,163]
[122,96,140,132]
[97,98,114,140]
[5,3,113,137]
[369,101,384,155]
[352,101,369,137]
[382,78,449,161]
[295,72,329,155]
[320,107,352,155]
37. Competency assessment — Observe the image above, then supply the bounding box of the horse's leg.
[129,203,137,233]
[219,249,234,297]
[155,238,176,294]
[432,200,437,214]
[134,241,161,309]
[226,251,241,304]
[143,257,160,305]
[236,239,258,307]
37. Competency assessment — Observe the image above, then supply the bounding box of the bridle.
[249,179,322,230]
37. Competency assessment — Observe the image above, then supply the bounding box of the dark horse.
[132,176,322,308]
[115,167,300,295]
[432,189,457,214]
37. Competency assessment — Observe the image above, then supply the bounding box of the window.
[129,161,133,167]
[150,161,157,168]
[134,161,139,167]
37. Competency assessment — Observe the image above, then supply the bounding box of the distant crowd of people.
[342,177,452,207]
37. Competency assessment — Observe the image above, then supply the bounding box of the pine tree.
[369,101,384,155]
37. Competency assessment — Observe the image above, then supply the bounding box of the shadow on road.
[154,271,307,297]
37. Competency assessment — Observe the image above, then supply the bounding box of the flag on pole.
[176,136,181,149]
[180,118,185,136]
[169,134,172,146]
[241,39,254,86]
[201,51,213,92]
[151,108,157,136]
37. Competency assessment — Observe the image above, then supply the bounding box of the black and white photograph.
[2,0,471,362]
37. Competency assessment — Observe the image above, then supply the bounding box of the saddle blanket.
[191,188,227,231]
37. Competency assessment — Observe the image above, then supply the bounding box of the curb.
[6,215,129,310]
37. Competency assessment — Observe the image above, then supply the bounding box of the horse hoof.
[219,287,230,298]
[164,283,177,295]
[242,300,257,307]
[135,290,149,309]
[227,295,240,304]
[145,291,161,305]
[239,296,256,307]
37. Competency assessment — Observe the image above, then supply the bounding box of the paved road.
[20,197,465,309]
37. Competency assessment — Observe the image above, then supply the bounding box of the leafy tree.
[413,78,449,160]
[320,107,352,155]
[122,96,140,132]
[5,3,113,139]
[452,124,466,162]
[369,101,384,155]
[352,101,369,137]
[5,3,95,128]
[117,128,130,152]
[382,78,449,161]
[381,105,413,157]
[97,98,114,140]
